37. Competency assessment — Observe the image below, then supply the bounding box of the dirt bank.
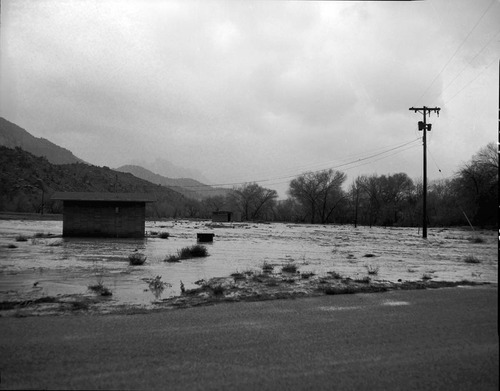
[0,268,492,318]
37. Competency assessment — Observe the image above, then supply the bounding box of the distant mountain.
[129,158,212,184]
[0,146,187,217]
[0,117,86,165]
[115,165,230,200]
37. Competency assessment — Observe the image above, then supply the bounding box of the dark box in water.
[197,233,215,242]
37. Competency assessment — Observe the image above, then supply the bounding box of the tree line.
[1,143,497,228]
[194,142,497,228]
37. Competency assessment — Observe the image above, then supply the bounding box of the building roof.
[51,192,156,202]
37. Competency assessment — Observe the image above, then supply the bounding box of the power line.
[439,28,500,99]
[442,57,497,106]
[413,0,497,105]
[181,137,421,190]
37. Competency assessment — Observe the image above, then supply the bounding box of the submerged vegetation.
[88,282,112,296]
[281,263,299,273]
[464,255,481,264]
[129,252,147,266]
[164,245,209,263]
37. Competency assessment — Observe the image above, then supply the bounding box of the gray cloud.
[1,0,498,197]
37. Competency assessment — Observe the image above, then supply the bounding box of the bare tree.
[289,169,347,224]
[230,183,278,221]
[454,142,498,226]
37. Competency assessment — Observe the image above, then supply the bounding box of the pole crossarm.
[409,107,441,116]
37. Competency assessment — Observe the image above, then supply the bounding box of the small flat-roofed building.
[51,192,155,238]
[212,210,242,223]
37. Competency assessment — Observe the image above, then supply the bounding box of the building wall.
[212,211,230,222]
[212,211,242,222]
[63,201,146,237]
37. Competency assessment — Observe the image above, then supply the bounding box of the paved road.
[0,286,498,390]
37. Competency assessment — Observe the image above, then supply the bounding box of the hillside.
[0,117,85,165]
[0,146,187,217]
[116,165,230,200]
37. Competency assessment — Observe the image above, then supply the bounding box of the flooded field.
[0,219,497,310]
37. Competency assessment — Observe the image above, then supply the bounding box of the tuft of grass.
[149,231,159,236]
[354,276,371,284]
[34,232,52,238]
[164,245,209,263]
[158,232,170,239]
[146,275,171,299]
[365,265,379,275]
[129,252,147,266]
[421,273,433,281]
[282,262,298,273]
[464,255,481,264]
[323,286,358,295]
[211,284,225,296]
[265,278,279,287]
[231,272,246,281]
[178,244,209,259]
[7,243,18,249]
[327,271,343,279]
[71,301,90,311]
[164,254,181,263]
[88,282,112,296]
[262,262,274,273]
[47,239,63,247]
[301,272,315,279]
[15,235,28,242]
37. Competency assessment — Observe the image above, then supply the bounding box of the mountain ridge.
[115,164,229,200]
[0,117,226,200]
[0,117,86,165]
[0,145,188,217]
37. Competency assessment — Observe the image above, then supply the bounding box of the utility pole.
[409,106,440,239]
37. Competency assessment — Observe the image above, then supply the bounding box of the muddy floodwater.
[0,219,497,311]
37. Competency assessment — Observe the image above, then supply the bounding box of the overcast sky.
[1,0,498,197]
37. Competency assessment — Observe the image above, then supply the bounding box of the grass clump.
[354,276,371,284]
[262,262,274,273]
[365,265,379,275]
[178,244,208,258]
[47,239,63,247]
[145,275,171,299]
[231,272,246,281]
[464,255,481,264]
[282,263,298,273]
[301,272,315,279]
[88,282,112,296]
[469,236,485,244]
[164,245,209,263]
[323,286,358,295]
[158,232,170,239]
[327,271,343,279]
[34,232,53,238]
[7,243,18,249]
[211,284,225,296]
[15,235,28,242]
[129,252,147,266]
[164,254,181,263]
